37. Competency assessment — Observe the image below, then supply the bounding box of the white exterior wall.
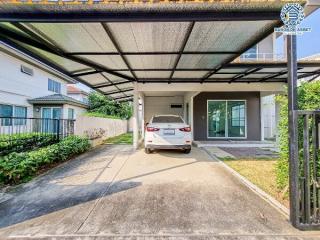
[262,95,277,140]
[144,96,184,123]
[63,104,87,119]
[67,92,88,103]
[0,50,70,117]
[75,116,128,145]
[257,34,274,60]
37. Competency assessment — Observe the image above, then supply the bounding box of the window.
[14,106,27,125]
[21,65,33,76]
[68,108,75,119]
[208,100,246,138]
[82,97,89,104]
[0,104,13,126]
[152,116,183,123]
[240,45,257,60]
[0,105,28,126]
[48,79,61,93]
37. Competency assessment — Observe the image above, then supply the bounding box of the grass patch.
[104,133,133,145]
[223,158,289,208]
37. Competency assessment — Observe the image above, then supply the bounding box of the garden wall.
[75,116,128,146]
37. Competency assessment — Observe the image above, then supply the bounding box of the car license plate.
[163,129,175,135]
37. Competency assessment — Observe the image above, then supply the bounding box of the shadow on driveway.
[0,145,139,229]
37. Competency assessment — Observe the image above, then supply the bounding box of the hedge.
[276,81,320,192]
[0,136,91,184]
[83,112,121,119]
[0,133,57,156]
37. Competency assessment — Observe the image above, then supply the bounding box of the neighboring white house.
[67,84,89,104]
[0,42,88,122]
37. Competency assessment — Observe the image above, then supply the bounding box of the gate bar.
[287,35,299,228]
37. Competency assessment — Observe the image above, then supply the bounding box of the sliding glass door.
[208,100,246,138]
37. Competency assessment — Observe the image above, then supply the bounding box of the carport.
[0,0,319,230]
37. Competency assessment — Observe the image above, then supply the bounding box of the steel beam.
[168,21,195,84]
[287,35,300,228]
[229,67,263,82]
[99,73,129,98]
[71,70,103,77]
[100,23,138,81]
[201,20,282,83]
[104,88,133,96]
[0,25,135,82]
[66,51,239,56]
[93,81,133,89]
[0,7,281,22]
[113,95,134,100]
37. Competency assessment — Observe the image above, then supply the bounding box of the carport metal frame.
[0,1,319,230]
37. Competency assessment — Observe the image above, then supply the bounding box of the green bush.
[83,112,121,119]
[0,133,57,156]
[88,92,132,119]
[276,81,320,191]
[0,136,91,184]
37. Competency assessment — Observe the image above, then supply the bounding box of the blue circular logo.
[280,3,305,28]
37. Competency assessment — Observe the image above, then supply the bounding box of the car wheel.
[184,148,191,154]
[145,148,152,154]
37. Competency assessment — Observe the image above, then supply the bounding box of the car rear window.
[152,116,184,123]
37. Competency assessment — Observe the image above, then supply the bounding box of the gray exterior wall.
[193,92,261,141]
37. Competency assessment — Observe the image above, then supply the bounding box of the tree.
[87,92,132,119]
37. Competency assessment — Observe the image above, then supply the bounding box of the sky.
[276,8,320,59]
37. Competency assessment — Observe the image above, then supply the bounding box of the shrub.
[83,112,121,119]
[88,92,132,119]
[0,133,57,156]
[0,136,91,184]
[276,81,320,191]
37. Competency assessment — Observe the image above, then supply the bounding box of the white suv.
[144,115,192,154]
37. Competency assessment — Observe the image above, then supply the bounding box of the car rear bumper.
[145,144,191,150]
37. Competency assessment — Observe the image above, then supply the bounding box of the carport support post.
[133,85,139,149]
[287,35,300,228]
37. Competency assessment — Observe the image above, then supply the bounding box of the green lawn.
[104,133,133,145]
[223,158,289,208]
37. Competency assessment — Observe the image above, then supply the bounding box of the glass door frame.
[207,99,247,139]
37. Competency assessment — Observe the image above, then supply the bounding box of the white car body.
[144,115,192,153]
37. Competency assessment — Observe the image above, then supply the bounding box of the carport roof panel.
[0,1,305,22]
[0,0,312,102]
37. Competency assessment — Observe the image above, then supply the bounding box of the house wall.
[63,104,87,119]
[75,116,128,145]
[33,104,87,120]
[0,50,70,117]
[144,96,184,123]
[33,104,64,118]
[193,92,261,141]
[257,34,274,59]
[67,92,89,104]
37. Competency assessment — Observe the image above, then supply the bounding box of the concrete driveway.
[0,145,318,239]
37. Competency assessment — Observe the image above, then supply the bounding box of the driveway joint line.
[74,147,133,233]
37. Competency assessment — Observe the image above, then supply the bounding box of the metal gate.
[294,111,320,229]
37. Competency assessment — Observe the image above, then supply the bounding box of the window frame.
[14,106,27,125]
[48,78,62,94]
[68,108,75,120]
[207,100,247,139]
[0,104,28,126]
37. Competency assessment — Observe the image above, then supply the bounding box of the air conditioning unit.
[21,65,34,76]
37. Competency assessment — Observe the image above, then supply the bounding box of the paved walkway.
[0,145,318,239]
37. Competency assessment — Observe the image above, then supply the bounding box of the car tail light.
[179,127,191,132]
[146,127,160,132]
